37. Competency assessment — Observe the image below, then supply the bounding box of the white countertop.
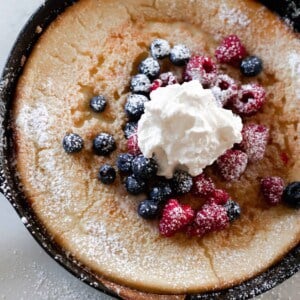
[0,1,298,299]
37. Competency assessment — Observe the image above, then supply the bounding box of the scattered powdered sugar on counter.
[219,3,251,27]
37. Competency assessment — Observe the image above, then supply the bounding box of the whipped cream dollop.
[137,80,243,178]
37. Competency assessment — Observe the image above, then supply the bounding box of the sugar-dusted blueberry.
[93,133,116,156]
[149,182,172,204]
[90,95,106,112]
[123,121,138,139]
[125,175,147,195]
[117,153,134,173]
[139,57,160,79]
[223,200,241,222]
[138,200,160,219]
[98,164,116,185]
[171,170,193,195]
[240,56,263,77]
[62,133,84,153]
[282,182,300,209]
[125,94,149,121]
[170,44,191,66]
[132,155,158,180]
[130,74,151,94]
[150,39,171,59]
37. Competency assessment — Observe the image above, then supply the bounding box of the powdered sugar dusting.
[16,104,52,147]
[219,3,251,28]
[288,51,300,99]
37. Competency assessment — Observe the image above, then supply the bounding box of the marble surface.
[0,1,298,299]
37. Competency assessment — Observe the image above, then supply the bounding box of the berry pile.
[61,35,299,241]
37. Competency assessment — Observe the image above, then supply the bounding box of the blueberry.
[132,155,158,180]
[117,153,134,173]
[240,56,263,77]
[282,182,300,209]
[139,57,160,79]
[123,122,138,139]
[138,200,160,219]
[90,95,106,112]
[62,133,84,153]
[125,94,149,121]
[149,182,172,203]
[223,200,241,222]
[98,164,116,184]
[93,133,116,156]
[170,44,191,66]
[150,39,171,59]
[171,170,193,195]
[130,74,151,94]
[125,175,146,195]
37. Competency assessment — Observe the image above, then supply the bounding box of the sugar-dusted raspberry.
[159,72,179,86]
[232,84,266,116]
[210,74,238,107]
[239,123,269,162]
[186,222,206,238]
[159,199,195,237]
[195,203,229,232]
[217,149,248,181]
[184,55,218,86]
[150,79,163,91]
[127,132,141,156]
[215,35,247,66]
[192,173,215,196]
[207,189,230,205]
[261,176,284,206]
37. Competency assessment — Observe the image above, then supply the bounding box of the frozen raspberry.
[127,132,141,156]
[233,84,266,116]
[186,222,206,238]
[192,173,215,196]
[261,176,284,206]
[195,203,229,233]
[159,72,179,86]
[159,199,195,237]
[150,79,163,91]
[184,56,218,86]
[239,124,269,162]
[210,74,238,107]
[215,35,247,66]
[217,149,248,181]
[207,189,230,205]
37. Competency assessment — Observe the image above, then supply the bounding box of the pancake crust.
[13,0,300,296]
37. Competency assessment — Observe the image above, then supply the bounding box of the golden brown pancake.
[12,0,300,297]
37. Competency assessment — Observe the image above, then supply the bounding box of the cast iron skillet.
[0,1,299,299]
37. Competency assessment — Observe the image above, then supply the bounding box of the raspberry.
[215,35,247,66]
[192,173,215,196]
[186,222,206,238]
[211,74,238,107]
[232,84,266,116]
[159,199,195,237]
[159,72,179,86]
[261,176,284,206]
[150,79,163,91]
[217,149,248,181]
[127,132,141,156]
[239,124,269,162]
[207,189,230,205]
[195,203,229,233]
[184,56,217,87]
